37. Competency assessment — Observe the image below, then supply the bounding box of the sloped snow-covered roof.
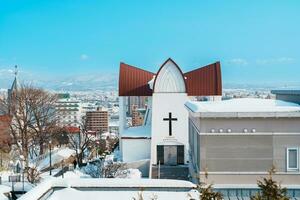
[121,126,151,139]
[185,98,300,118]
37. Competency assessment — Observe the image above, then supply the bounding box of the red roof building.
[0,115,12,151]
[119,58,222,96]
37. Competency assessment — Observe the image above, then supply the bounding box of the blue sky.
[0,0,299,88]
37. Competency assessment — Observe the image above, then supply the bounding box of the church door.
[164,146,177,165]
[157,145,184,165]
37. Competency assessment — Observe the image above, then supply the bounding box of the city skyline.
[1,0,300,89]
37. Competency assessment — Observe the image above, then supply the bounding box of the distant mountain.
[0,73,118,91]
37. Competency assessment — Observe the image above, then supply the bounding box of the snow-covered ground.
[30,147,76,171]
[0,171,34,193]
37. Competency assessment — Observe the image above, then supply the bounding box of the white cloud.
[80,54,89,60]
[256,57,295,65]
[0,68,14,75]
[226,58,248,66]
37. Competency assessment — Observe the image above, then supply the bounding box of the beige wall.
[200,135,274,172]
[189,115,300,184]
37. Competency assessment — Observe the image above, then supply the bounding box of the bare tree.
[0,85,58,166]
[68,120,95,166]
[27,88,58,155]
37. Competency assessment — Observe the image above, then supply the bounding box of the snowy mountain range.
[0,73,118,91]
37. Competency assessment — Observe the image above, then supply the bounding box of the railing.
[31,148,61,164]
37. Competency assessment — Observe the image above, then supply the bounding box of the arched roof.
[153,58,186,93]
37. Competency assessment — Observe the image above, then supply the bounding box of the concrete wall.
[121,139,151,162]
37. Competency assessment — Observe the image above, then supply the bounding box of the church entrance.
[157,145,184,165]
[164,146,177,165]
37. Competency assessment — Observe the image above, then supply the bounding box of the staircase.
[151,165,189,180]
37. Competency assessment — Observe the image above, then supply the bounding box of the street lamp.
[19,155,25,193]
[9,160,14,173]
[49,140,52,176]
[9,160,14,192]
[61,160,64,178]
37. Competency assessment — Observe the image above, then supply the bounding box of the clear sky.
[0,0,299,88]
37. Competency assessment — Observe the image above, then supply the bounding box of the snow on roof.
[186,98,300,113]
[121,125,151,138]
[148,76,155,90]
[19,178,199,200]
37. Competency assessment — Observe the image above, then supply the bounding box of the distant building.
[55,93,82,127]
[131,105,144,126]
[109,114,119,134]
[85,107,109,134]
[6,65,19,115]
[126,96,147,116]
[0,115,12,152]
[271,90,300,104]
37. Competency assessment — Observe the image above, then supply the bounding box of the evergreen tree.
[251,166,290,200]
[197,168,223,200]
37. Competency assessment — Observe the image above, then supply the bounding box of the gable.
[153,58,186,93]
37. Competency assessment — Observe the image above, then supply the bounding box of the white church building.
[118,58,222,179]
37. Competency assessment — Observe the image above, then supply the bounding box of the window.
[287,148,299,171]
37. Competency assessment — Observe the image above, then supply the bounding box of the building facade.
[186,98,300,185]
[85,107,109,133]
[55,93,82,127]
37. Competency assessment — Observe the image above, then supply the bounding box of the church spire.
[11,65,18,91]
[14,65,18,77]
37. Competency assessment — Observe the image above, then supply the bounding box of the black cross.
[163,112,178,136]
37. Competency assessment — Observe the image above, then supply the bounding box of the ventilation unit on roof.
[243,128,248,133]
[252,128,256,133]
[227,129,232,133]
[219,128,223,133]
[211,129,215,133]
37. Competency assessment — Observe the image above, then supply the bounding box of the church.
[118,58,222,179]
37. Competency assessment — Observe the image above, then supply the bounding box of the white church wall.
[122,138,151,162]
[151,93,189,165]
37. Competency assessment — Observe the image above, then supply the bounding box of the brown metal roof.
[184,61,222,96]
[119,59,222,96]
[119,62,155,96]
